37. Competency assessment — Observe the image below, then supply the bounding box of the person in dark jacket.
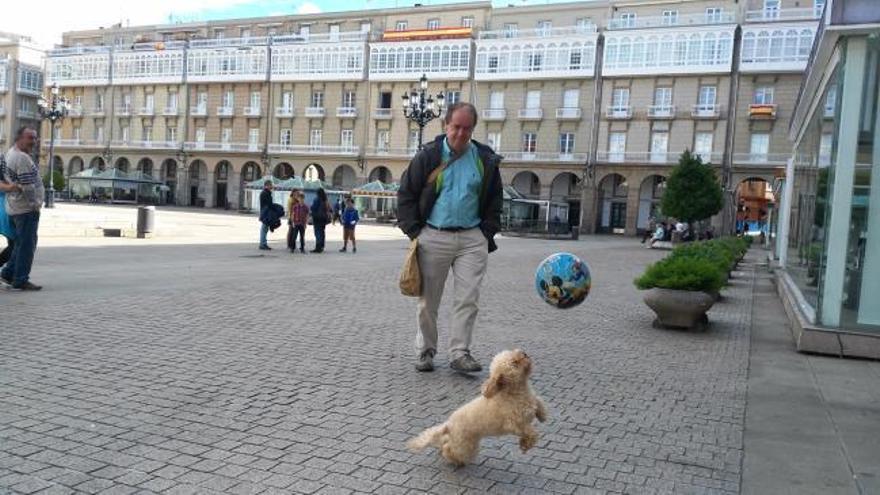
[396,102,503,374]
[310,188,332,253]
[258,180,274,250]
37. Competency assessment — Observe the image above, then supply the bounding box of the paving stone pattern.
[0,236,755,494]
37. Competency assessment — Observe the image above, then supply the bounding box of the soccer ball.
[535,253,592,309]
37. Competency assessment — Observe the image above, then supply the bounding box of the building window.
[698,85,717,107]
[706,7,724,23]
[329,25,340,41]
[310,129,322,148]
[167,127,177,143]
[611,88,630,111]
[395,21,408,31]
[528,53,543,71]
[694,132,713,161]
[167,93,178,111]
[427,19,440,30]
[223,91,234,108]
[361,22,372,33]
[503,23,518,38]
[576,18,593,32]
[750,133,770,161]
[525,90,541,109]
[121,126,130,143]
[488,55,499,72]
[741,28,816,64]
[214,29,225,40]
[96,126,104,143]
[619,13,636,28]
[489,91,504,109]
[377,130,390,151]
[654,87,672,108]
[609,132,626,161]
[662,10,679,26]
[341,129,354,150]
[650,131,668,162]
[379,91,392,109]
[300,25,310,39]
[196,127,206,145]
[221,128,232,145]
[73,126,81,142]
[522,133,537,153]
[824,84,837,117]
[445,91,461,106]
[763,0,780,19]
[461,16,474,28]
[559,133,575,154]
[250,91,261,109]
[537,21,552,36]
[280,128,291,146]
[240,28,251,39]
[281,92,293,110]
[249,128,260,150]
[563,89,579,108]
[569,51,583,70]
[818,132,832,166]
[408,129,419,151]
[487,132,501,150]
[311,91,324,108]
[143,126,154,143]
[343,90,356,108]
[753,86,775,105]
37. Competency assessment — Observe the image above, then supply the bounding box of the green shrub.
[634,255,725,292]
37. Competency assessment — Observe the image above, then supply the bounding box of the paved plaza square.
[0,205,876,495]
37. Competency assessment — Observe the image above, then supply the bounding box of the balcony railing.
[189,36,270,49]
[163,106,178,116]
[647,105,676,119]
[518,108,543,120]
[217,106,234,117]
[365,146,417,157]
[90,108,105,116]
[18,110,38,120]
[691,104,722,119]
[336,107,358,118]
[372,108,393,119]
[184,141,260,152]
[605,106,632,119]
[138,107,155,116]
[733,152,789,165]
[272,31,369,45]
[275,107,295,117]
[68,106,83,117]
[191,105,207,116]
[304,107,326,118]
[597,151,723,164]
[607,11,735,30]
[749,104,777,120]
[502,151,587,162]
[744,7,820,22]
[111,140,178,149]
[116,106,132,116]
[243,106,261,117]
[482,108,507,121]
[53,139,105,147]
[555,108,582,120]
[268,144,359,155]
[478,25,597,40]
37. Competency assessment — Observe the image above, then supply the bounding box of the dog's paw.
[536,409,548,423]
[519,434,537,453]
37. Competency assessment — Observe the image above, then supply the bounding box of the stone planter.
[643,288,716,330]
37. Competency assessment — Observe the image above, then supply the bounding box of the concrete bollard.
[136,206,155,239]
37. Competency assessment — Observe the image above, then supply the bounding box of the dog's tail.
[407,423,448,452]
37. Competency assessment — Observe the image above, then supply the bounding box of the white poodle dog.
[407,349,549,466]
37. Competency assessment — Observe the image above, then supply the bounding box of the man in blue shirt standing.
[397,102,503,373]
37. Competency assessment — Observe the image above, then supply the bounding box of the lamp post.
[37,82,70,208]
[401,74,445,150]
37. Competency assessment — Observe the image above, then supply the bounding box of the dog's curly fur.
[407,349,548,466]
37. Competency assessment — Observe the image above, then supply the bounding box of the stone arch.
[160,158,178,205]
[114,157,130,172]
[637,174,667,232]
[188,160,208,207]
[241,161,262,183]
[332,164,358,189]
[273,162,294,179]
[597,173,628,234]
[549,172,580,201]
[368,166,392,183]
[68,156,84,176]
[50,155,63,175]
[303,163,325,182]
[512,171,541,198]
[89,156,106,171]
[735,176,774,234]
[137,158,154,176]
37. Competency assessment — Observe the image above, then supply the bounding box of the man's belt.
[426,224,478,232]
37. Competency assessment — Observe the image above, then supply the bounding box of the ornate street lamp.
[401,74,445,150]
[37,82,70,208]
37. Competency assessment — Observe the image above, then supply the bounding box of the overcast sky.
[2,0,573,49]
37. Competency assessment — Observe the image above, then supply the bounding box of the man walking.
[1,127,43,291]
[397,102,503,373]
[258,180,273,250]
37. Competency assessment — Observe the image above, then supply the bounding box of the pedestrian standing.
[258,180,273,250]
[339,197,359,253]
[310,188,332,253]
[1,127,44,291]
[332,197,342,226]
[289,191,309,253]
[397,102,503,373]
[0,153,19,271]
[286,189,298,251]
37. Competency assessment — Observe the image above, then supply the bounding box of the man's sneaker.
[415,350,435,372]
[259,245,271,251]
[339,247,347,252]
[352,247,357,253]
[450,352,482,373]
[12,281,42,291]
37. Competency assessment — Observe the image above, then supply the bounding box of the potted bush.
[635,255,725,330]
[660,150,724,230]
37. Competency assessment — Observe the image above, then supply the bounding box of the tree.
[660,150,723,224]
[43,171,65,191]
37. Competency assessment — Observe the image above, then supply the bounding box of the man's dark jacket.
[397,134,503,253]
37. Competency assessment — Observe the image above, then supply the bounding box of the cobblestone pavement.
[0,230,755,494]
